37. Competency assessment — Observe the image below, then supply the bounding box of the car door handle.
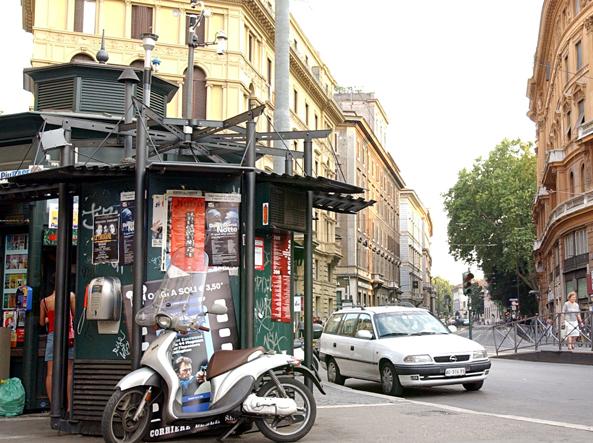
[333,343,336,348]
[350,345,354,351]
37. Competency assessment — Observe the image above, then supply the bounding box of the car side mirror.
[313,329,323,340]
[448,325,458,333]
[355,330,373,340]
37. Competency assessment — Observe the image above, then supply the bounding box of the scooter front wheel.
[101,387,152,443]
[255,378,316,442]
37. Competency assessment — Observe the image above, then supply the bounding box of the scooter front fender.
[117,367,162,391]
[290,365,326,395]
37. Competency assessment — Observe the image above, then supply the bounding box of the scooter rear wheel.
[102,387,152,443]
[255,377,316,442]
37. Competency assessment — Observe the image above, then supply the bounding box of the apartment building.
[528,0,593,314]
[399,189,433,307]
[334,92,405,308]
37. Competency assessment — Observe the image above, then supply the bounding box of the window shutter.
[132,5,153,39]
[74,0,84,32]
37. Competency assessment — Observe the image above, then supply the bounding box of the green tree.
[432,276,453,317]
[443,139,537,313]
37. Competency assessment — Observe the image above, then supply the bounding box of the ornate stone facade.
[528,0,593,314]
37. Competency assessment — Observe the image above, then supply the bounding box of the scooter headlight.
[156,314,172,329]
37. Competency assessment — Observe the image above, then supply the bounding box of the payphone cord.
[76,286,89,335]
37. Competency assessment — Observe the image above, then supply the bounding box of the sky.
[291,0,544,284]
[0,1,544,285]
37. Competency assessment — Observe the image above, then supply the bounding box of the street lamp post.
[183,3,227,120]
[132,32,158,369]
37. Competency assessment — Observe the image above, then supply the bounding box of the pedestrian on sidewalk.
[562,291,583,351]
[39,275,76,408]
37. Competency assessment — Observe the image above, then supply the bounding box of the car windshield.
[374,311,449,337]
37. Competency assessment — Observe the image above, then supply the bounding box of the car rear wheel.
[326,358,345,385]
[380,362,404,397]
[463,381,484,391]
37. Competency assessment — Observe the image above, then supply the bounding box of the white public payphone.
[85,276,122,334]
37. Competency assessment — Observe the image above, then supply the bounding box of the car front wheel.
[380,362,404,397]
[463,381,484,391]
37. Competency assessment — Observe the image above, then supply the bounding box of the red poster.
[170,197,206,272]
[271,232,291,323]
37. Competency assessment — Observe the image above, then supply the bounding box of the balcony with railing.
[577,119,593,141]
[542,149,565,188]
[536,189,593,250]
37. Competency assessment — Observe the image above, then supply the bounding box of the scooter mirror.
[207,302,227,315]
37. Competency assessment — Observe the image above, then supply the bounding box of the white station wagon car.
[319,306,491,396]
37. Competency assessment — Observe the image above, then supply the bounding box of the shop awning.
[0,182,66,203]
[313,192,375,214]
[256,171,364,194]
[8,163,134,184]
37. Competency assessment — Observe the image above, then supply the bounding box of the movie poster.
[123,270,238,356]
[120,192,135,265]
[92,213,119,264]
[169,196,206,272]
[161,191,203,271]
[204,196,240,267]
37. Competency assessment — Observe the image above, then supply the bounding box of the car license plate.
[445,367,466,377]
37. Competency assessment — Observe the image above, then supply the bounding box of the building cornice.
[341,114,405,189]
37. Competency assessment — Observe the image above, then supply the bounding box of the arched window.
[130,59,144,69]
[182,67,207,119]
[581,163,586,193]
[71,53,95,63]
[569,171,575,196]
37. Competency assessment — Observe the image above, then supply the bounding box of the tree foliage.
[432,276,453,317]
[443,139,536,310]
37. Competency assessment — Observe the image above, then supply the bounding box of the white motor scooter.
[101,251,324,443]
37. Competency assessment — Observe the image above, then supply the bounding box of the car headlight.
[156,314,172,329]
[403,354,432,363]
[472,350,488,360]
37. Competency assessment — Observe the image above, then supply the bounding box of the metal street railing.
[491,311,592,355]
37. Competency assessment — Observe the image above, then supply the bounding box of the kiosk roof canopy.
[7,163,373,213]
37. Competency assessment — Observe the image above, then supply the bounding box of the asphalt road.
[2,359,593,443]
[342,357,593,427]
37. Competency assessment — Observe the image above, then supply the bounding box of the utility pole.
[274,0,290,174]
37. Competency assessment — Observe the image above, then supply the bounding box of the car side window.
[324,314,343,335]
[356,314,374,337]
[338,313,359,337]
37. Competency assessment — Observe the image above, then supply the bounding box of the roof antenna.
[96,29,109,64]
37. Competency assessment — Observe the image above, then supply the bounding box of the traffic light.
[462,271,474,296]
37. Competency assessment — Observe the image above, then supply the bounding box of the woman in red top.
[39,283,75,407]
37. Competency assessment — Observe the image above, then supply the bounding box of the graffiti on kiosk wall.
[112,330,130,359]
[81,201,118,231]
[254,248,288,352]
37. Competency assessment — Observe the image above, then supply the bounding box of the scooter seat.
[206,347,265,380]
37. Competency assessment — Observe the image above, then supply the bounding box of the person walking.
[562,291,583,351]
[39,279,76,408]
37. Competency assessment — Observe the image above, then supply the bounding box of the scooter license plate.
[445,367,466,377]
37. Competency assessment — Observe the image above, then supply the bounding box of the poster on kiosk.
[122,191,241,437]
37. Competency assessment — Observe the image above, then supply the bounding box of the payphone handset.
[84,276,122,334]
